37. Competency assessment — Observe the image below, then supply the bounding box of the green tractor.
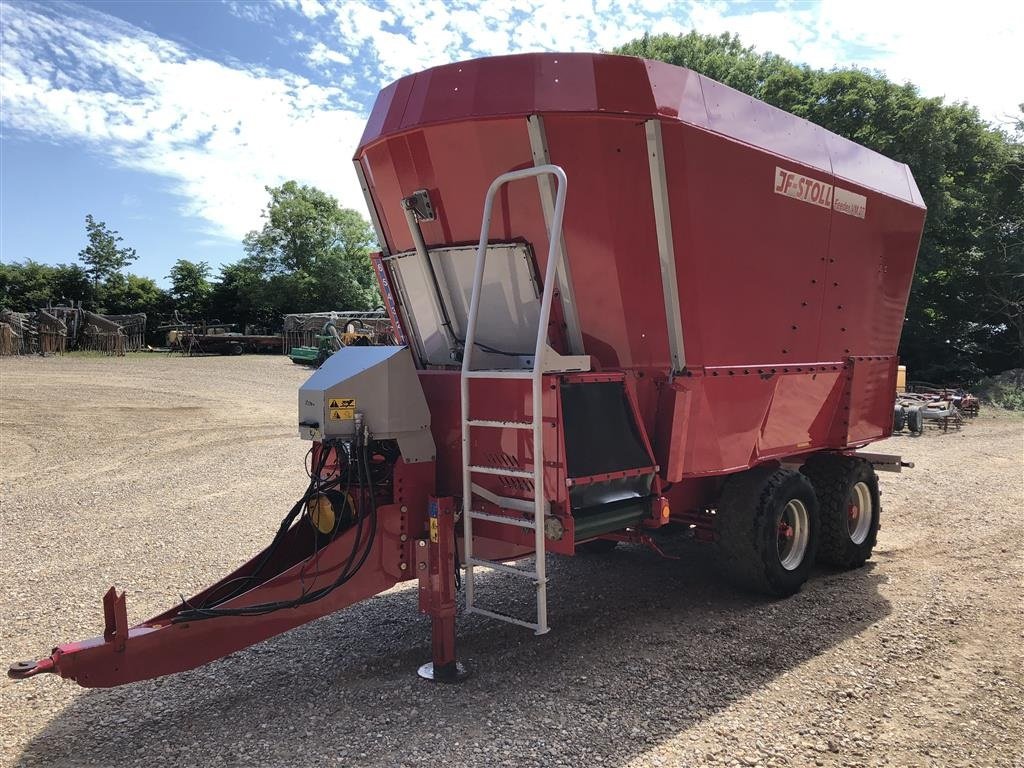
[289,321,371,366]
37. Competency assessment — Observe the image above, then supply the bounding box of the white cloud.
[307,0,668,85]
[300,0,1019,123]
[816,0,1024,124]
[1,0,1018,255]
[1,3,369,241]
[678,0,1023,123]
[306,40,352,68]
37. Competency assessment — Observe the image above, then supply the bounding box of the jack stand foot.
[417,661,469,683]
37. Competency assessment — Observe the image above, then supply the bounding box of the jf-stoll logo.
[774,167,867,219]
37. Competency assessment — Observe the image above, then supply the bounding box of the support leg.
[417,496,469,682]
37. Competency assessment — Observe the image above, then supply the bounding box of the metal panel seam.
[353,158,392,257]
[526,114,586,356]
[644,119,686,372]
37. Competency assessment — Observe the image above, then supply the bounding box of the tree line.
[0,181,380,333]
[1,32,1021,382]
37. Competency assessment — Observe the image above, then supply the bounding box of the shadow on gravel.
[15,544,889,768]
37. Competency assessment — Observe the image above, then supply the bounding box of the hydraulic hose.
[174,433,379,622]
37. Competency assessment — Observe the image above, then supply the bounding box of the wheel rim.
[848,481,873,544]
[777,499,809,571]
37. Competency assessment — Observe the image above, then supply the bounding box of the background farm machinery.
[286,311,395,365]
[0,303,146,356]
[894,383,980,434]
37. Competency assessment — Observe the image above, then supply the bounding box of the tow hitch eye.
[8,658,54,680]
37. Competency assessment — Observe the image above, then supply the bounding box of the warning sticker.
[328,397,355,421]
[774,167,867,219]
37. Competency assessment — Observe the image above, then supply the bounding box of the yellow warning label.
[327,397,355,421]
[429,517,439,543]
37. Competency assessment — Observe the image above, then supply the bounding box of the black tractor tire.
[715,466,820,597]
[801,454,880,569]
[575,538,619,554]
[893,405,906,432]
[906,405,924,434]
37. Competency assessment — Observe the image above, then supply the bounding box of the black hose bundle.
[174,430,379,622]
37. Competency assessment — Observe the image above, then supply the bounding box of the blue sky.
[2,0,1021,287]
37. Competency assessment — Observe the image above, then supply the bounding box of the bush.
[976,369,1024,411]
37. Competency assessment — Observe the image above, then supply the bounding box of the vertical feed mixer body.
[10,53,924,688]
[357,52,924,529]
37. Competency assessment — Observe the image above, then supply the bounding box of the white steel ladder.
[461,164,572,635]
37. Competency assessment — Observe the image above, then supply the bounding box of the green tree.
[167,259,213,318]
[77,214,138,294]
[97,272,169,318]
[50,263,92,304]
[0,261,90,311]
[221,181,379,328]
[208,257,284,329]
[614,32,1024,382]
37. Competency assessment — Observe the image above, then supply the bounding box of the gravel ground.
[1,354,1022,768]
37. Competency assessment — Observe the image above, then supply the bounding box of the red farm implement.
[10,52,924,687]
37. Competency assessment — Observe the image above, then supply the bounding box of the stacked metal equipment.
[0,305,146,356]
[79,311,126,356]
[101,313,147,352]
[34,310,68,355]
[0,321,19,356]
[0,310,36,355]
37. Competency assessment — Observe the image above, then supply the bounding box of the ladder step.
[467,510,536,529]
[471,482,544,514]
[467,557,541,581]
[467,419,533,429]
[466,605,546,633]
[468,464,533,479]
[464,370,533,380]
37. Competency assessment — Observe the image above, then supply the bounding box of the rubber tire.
[801,455,880,569]
[715,467,820,597]
[893,405,906,432]
[906,405,924,434]
[576,539,619,554]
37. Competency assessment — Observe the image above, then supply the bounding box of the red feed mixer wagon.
[10,52,924,687]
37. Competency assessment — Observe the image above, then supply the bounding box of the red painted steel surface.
[358,52,925,491]
[41,525,400,687]
[417,497,459,676]
[13,458,436,687]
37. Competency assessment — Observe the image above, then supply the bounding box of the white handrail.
[461,163,568,635]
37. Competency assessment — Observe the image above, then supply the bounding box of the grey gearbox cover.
[297,346,435,463]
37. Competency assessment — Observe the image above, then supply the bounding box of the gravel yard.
[1,354,1022,768]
